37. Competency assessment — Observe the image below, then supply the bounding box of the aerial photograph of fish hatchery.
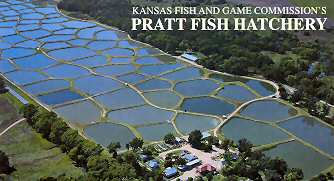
[0,0,334,180]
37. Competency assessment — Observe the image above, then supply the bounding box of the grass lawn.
[288,0,334,20]
[0,96,83,180]
[0,93,21,133]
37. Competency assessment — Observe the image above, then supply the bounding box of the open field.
[0,93,20,133]
[0,96,83,180]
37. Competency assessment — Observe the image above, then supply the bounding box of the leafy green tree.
[61,129,83,152]
[49,118,69,144]
[33,111,58,138]
[164,133,176,144]
[207,136,220,146]
[278,85,288,100]
[221,139,233,150]
[142,145,156,157]
[0,78,7,94]
[237,138,253,156]
[268,158,288,176]
[284,168,304,181]
[188,130,203,148]
[129,138,144,150]
[107,142,121,158]
[20,104,37,124]
[0,150,14,174]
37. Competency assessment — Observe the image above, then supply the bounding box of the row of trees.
[20,104,144,180]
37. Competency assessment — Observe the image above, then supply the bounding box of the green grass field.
[0,93,21,133]
[289,0,334,20]
[0,96,83,180]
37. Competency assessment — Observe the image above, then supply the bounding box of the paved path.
[0,118,26,137]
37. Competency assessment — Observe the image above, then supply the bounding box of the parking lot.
[159,144,224,180]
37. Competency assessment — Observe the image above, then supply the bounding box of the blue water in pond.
[138,123,176,141]
[48,47,96,61]
[96,30,118,40]
[118,73,146,84]
[222,117,289,146]
[54,29,77,35]
[35,7,57,14]
[217,85,257,102]
[136,48,161,56]
[95,88,145,110]
[94,64,136,76]
[102,48,134,57]
[108,105,174,125]
[245,80,275,97]
[77,27,105,39]
[41,24,63,31]
[240,100,297,122]
[136,57,162,65]
[111,57,132,64]
[14,54,56,69]
[24,79,70,95]
[42,17,68,24]
[16,40,39,48]
[181,97,235,116]
[17,24,40,31]
[0,27,16,36]
[74,76,122,95]
[87,41,116,51]
[63,21,95,29]
[0,60,16,73]
[55,100,101,125]
[161,67,201,81]
[21,12,44,19]
[38,89,83,105]
[84,123,135,149]
[175,113,219,135]
[174,79,220,97]
[2,48,35,59]
[279,116,334,156]
[40,35,74,43]
[73,56,109,67]
[69,39,90,46]
[265,141,333,179]
[5,70,47,85]
[44,64,90,79]
[0,42,11,49]
[2,35,26,44]
[139,63,183,75]
[118,40,138,49]
[0,21,17,27]
[42,42,70,50]
[136,78,171,91]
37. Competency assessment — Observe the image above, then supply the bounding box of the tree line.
[19,104,147,180]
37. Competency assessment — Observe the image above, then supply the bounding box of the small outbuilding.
[196,164,216,174]
[164,167,178,178]
[182,154,197,162]
[147,160,159,169]
[185,159,202,167]
[181,53,199,62]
